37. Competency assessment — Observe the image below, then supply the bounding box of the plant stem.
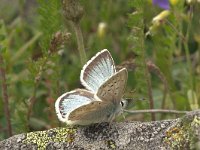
[62,0,86,64]
[27,83,38,125]
[183,6,194,90]
[73,22,87,65]
[142,41,155,121]
[124,109,188,114]
[27,57,47,129]
[147,61,169,109]
[0,54,12,137]
[144,63,155,120]
[26,32,66,129]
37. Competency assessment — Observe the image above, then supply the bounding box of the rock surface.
[1,110,200,150]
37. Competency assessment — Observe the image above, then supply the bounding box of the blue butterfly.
[55,49,128,125]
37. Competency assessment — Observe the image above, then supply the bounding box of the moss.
[191,116,200,127]
[189,116,200,149]
[106,140,116,149]
[164,115,200,149]
[164,126,189,149]
[23,127,77,149]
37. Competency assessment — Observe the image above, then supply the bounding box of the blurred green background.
[0,0,200,140]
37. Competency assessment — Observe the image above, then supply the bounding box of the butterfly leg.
[65,124,79,130]
[95,122,103,128]
[108,121,113,128]
[108,115,116,128]
[122,114,126,122]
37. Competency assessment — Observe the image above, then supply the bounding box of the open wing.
[80,49,116,93]
[55,89,96,122]
[96,68,128,103]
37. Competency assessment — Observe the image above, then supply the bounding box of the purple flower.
[153,0,170,10]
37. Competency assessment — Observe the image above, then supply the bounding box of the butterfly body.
[68,99,122,125]
[55,49,128,125]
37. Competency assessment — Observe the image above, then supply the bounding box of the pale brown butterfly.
[55,49,128,125]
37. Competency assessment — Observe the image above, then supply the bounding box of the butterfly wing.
[68,101,115,125]
[55,89,97,123]
[80,49,116,92]
[96,68,128,103]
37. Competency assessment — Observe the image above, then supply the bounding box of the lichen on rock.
[23,127,77,149]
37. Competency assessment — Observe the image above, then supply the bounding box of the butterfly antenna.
[125,97,146,102]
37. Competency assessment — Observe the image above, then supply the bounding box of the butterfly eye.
[120,100,128,108]
[120,101,124,107]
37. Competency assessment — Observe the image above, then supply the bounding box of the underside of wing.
[68,101,114,125]
[96,68,128,103]
[80,49,116,92]
[55,89,95,122]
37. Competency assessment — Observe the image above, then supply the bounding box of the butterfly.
[55,49,128,125]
